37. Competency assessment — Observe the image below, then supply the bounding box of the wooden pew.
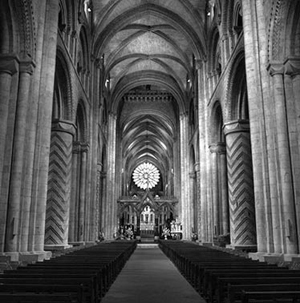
[241,290,300,303]
[0,293,78,302]
[204,267,300,296]
[0,284,84,302]
[215,277,300,303]
[227,283,300,303]
[159,241,300,303]
[0,240,137,302]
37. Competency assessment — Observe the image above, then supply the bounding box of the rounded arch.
[110,71,185,115]
[75,99,89,142]
[285,1,300,57]
[52,48,74,121]
[0,0,36,58]
[210,100,225,143]
[58,0,70,32]
[207,25,222,76]
[268,0,300,61]
[225,49,248,121]
[77,25,91,76]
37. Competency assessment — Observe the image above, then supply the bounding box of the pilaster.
[284,57,300,252]
[0,54,19,252]
[105,113,117,239]
[5,60,35,253]
[268,62,298,254]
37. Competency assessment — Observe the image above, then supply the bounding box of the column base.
[249,252,284,264]
[226,244,257,253]
[249,253,300,265]
[0,251,52,262]
[69,241,95,247]
[201,242,213,247]
[44,244,73,251]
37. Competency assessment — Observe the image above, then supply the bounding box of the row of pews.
[0,240,137,302]
[159,240,300,303]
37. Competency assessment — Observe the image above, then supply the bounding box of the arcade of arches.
[0,0,300,264]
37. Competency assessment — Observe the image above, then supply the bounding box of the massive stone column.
[32,0,60,253]
[224,120,256,248]
[5,60,35,253]
[0,55,18,252]
[242,0,269,253]
[44,120,75,248]
[268,63,298,254]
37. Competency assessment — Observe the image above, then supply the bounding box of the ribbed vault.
[92,0,207,195]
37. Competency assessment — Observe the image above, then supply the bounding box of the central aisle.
[101,244,207,303]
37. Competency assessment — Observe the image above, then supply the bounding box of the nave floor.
[101,243,207,303]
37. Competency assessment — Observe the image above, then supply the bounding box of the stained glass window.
[133,162,160,190]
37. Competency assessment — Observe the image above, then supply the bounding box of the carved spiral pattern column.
[224,120,256,247]
[45,120,75,246]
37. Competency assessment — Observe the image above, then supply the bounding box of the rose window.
[133,162,160,190]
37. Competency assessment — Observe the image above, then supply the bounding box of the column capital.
[81,142,89,153]
[284,57,300,76]
[108,111,117,120]
[189,172,196,179]
[73,141,89,153]
[209,142,226,154]
[223,119,250,136]
[195,59,203,70]
[267,61,284,76]
[179,111,188,120]
[52,119,76,136]
[19,60,36,74]
[0,54,19,75]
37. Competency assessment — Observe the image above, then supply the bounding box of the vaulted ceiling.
[92,0,207,188]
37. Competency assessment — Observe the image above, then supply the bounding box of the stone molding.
[284,57,300,76]
[0,54,19,75]
[268,58,300,76]
[19,60,35,74]
[73,141,89,153]
[209,142,226,154]
[267,62,285,76]
[223,119,250,136]
[195,59,203,70]
[51,119,76,136]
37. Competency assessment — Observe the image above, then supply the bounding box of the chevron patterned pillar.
[45,120,75,248]
[224,120,256,248]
